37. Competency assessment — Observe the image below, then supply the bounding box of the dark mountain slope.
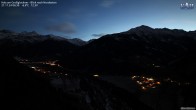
[165,51,196,83]
[67,38,87,46]
[60,26,196,76]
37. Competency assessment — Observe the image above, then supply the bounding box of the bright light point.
[50,64,56,66]
[141,86,147,90]
[148,78,154,81]
[131,76,136,79]
[156,82,161,84]
[93,74,99,77]
[137,81,142,85]
[31,67,36,69]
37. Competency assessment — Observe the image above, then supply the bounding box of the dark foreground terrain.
[2,56,154,110]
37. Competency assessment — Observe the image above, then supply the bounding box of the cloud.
[92,33,106,37]
[100,0,115,8]
[46,22,76,34]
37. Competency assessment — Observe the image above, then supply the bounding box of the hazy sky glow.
[0,0,196,40]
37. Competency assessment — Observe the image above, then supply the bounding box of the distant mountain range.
[0,29,87,45]
[0,29,87,57]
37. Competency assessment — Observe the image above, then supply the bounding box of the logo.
[180,2,194,9]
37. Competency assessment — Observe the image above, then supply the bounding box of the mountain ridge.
[60,25,196,78]
[0,29,87,45]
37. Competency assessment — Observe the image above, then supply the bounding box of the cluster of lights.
[16,57,62,67]
[30,66,67,76]
[15,57,29,64]
[44,60,62,67]
[16,57,67,76]
[131,76,161,91]
[163,78,190,86]
[30,66,53,74]
[34,60,62,67]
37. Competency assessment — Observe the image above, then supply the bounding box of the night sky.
[0,0,195,40]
